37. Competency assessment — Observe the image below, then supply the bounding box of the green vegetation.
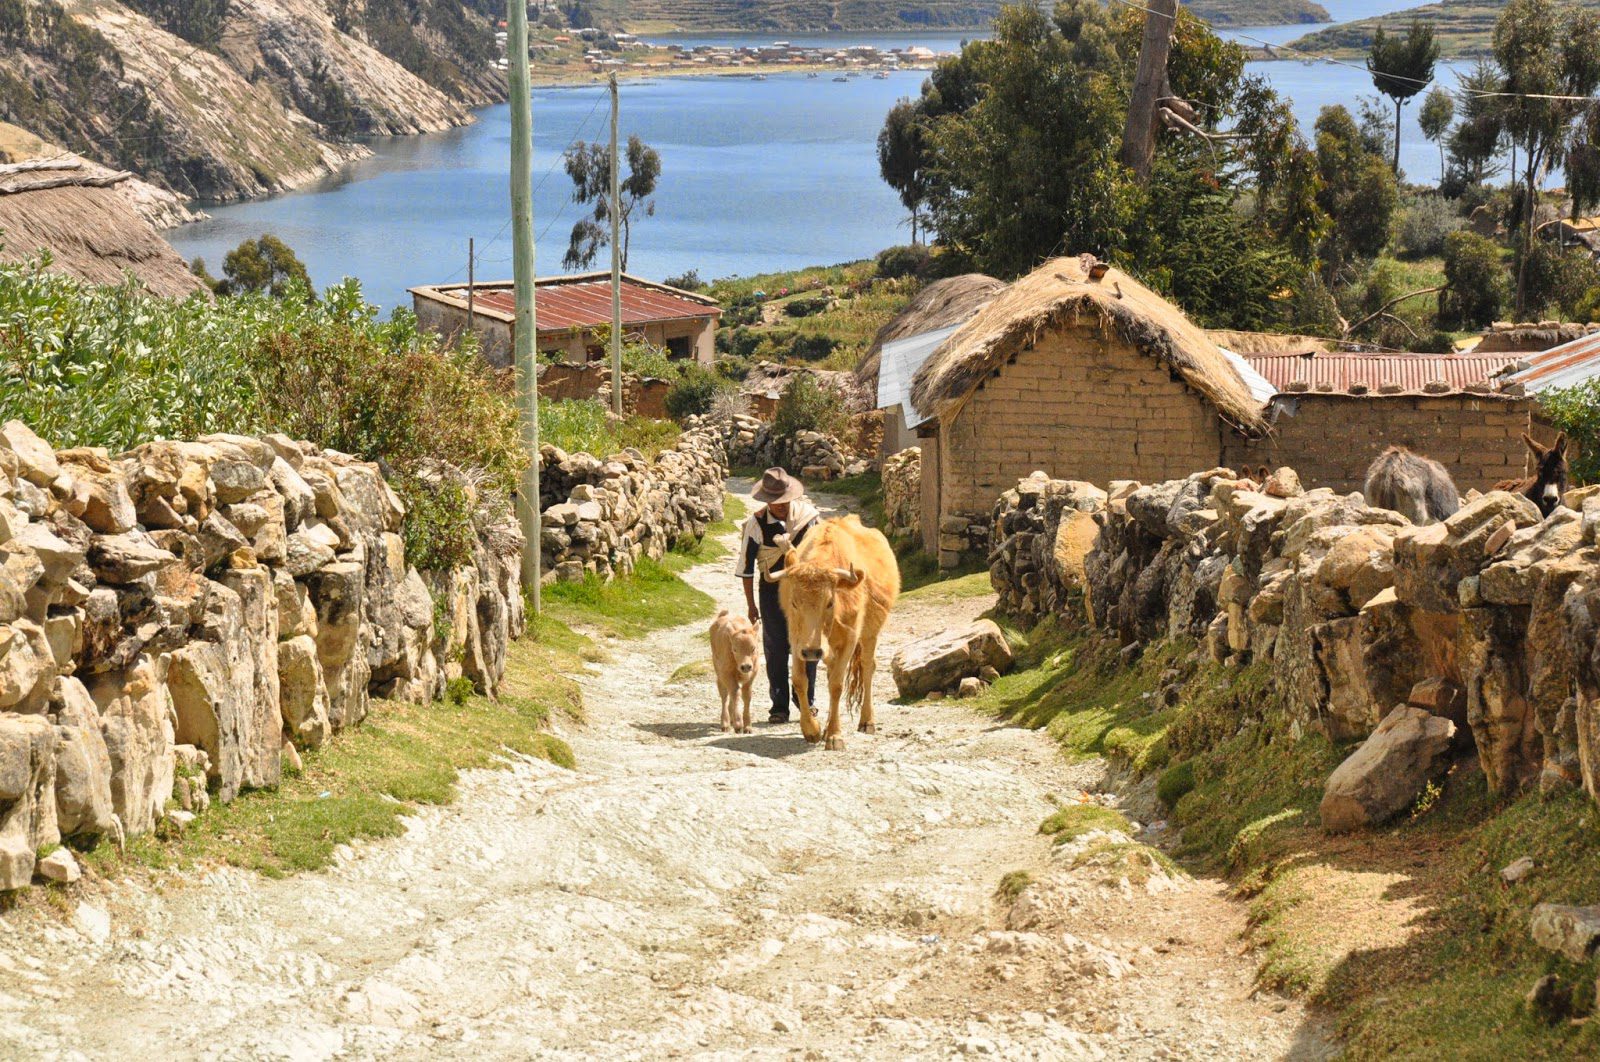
[1038,802,1130,843]
[543,556,717,638]
[561,135,661,271]
[994,868,1033,901]
[86,612,585,879]
[710,259,914,373]
[1539,380,1600,484]
[539,397,683,460]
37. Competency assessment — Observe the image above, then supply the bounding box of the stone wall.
[988,463,1600,807]
[722,413,871,482]
[538,363,673,420]
[882,447,921,543]
[1225,395,1536,495]
[0,420,524,889]
[537,419,728,584]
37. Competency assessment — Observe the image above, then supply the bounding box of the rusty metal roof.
[1500,330,1600,393]
[1241,351,1518,397]
[411,273,720,333]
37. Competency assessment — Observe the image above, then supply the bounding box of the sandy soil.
[0,482,1333,1060]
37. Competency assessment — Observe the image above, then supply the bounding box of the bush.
[664,363,726,421]
[1521,242,1600,320]
[787,334,838,362]
[875,243,932,279]
[662,270,704,291]
[783,295,830,318]
[772,372,847,441]
[1396,195,1462,260]
[1157,760,1196,808]
[1438,230,1509,330]
[539,398,680,460]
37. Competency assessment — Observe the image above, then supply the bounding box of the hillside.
[0,0,506,203]
[1289,0,1600,57]
[602,0,1328,32]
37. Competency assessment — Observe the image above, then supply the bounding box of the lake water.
[168,18,1470,309]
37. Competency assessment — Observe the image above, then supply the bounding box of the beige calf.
[709,609,760,734]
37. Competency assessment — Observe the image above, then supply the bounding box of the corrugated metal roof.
[878,324,959,428]
[1219,348,1278,405]
[1501,330,1600,393]
[413,274,719,333]
[1242,351,1516,396]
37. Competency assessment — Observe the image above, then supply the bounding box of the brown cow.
[768,515,900,751]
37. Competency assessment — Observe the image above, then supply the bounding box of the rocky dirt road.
[0,484,1331,1060]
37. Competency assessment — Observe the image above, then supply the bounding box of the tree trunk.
[1516,157,1536,319]
[1120,0,1178,181]
[1393,97,1402,175]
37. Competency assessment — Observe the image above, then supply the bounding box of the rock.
[1392,492,1541,614]
[89,532,176,584]
[278,634,331,748]
[1407,677,1468,731]
[1320,705,1456,831]
[0,712,57,889]
[958,676,984,698]
[0,420,61,486]
[36,846,80,884]
[1262,466,1303,498]
[89,657,176,837]
[52,711,117,841]
[1530,903,1600,962]
[891,620,1013,699]
[211,460,267,503]
[0,620,54,711]
[1499,857,1535,885]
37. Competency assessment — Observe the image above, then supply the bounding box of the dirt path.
[0,483,1331,1060]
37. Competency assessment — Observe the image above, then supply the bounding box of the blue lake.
[169,21,1474,309]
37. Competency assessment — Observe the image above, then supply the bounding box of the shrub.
[539,398,679,460]
[664,363,726,420]
[783,295,830,318]
[772,372,847,441]
[618,339,675,381]
[1438,230,1508,330]
[1396,195,1462,260]
[396,471,480,571]
[875,243,932,279]
[714,354,753,382]
[787,334,838,362]
[1521,243,1600,320]
[662,270,704,291]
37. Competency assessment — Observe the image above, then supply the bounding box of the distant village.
[493,24,953,78]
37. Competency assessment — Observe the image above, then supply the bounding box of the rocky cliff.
[0,0,506,203]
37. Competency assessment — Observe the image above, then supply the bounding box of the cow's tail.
[846,642,867,712]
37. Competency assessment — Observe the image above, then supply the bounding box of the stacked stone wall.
[988,462,1600,807]
[0,421,525,888]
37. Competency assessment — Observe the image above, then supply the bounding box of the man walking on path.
[737,468,821,724]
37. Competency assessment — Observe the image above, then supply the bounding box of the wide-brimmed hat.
[752,467,804,504]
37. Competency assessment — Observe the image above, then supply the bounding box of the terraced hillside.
[1290,0,1600,57]
[603,0,1327,33]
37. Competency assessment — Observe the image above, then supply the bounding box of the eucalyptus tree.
[1489,0,1600,314]
[562,135,661,271]
[1367,20,1439,175]
[1419,85,1455,179]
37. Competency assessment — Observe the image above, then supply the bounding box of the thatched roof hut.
[855,273,1006,391]
[912,256,1266,433]
[0,153,207,299]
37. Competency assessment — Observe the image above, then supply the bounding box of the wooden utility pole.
[466,236,475,330]
[1120,0,1177,181]
[609,72,623,417]
[508,0,541,606]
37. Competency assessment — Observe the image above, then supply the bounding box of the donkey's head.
[1523,431,1570,517]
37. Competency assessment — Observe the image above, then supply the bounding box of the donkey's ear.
[1522,432,1546,456]
[1554,432,1568,456]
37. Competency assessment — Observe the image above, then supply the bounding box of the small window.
[666,335,692,359]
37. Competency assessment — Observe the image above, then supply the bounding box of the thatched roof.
[1205,329,1334,355]
[855,273,1006,391]
[0,180,208,299]
[910,256,1268,433]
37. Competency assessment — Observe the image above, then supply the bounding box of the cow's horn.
[833,566,862,584]
[762,568,788,583]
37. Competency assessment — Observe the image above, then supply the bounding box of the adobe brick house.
[910,257,1270,563]
[909,256,1540,566]
[410,273,720,369]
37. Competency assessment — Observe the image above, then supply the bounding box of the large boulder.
[278,635,331,748]
[1531,904,1600,963]
[1392,492,1542,614]
[0,712,57,889]
[891,620,1013,699]
[1320,704,1456,831]
[89,656,175,836]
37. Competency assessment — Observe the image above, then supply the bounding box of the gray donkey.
[1364,446,1461,525]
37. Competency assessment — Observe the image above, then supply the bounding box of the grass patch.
[900,570,993,605]
[995,869,1033,902]
[544,555,717,639]
[668,660,711,684]
[539,398,682,461]
[83,614,589,880]
[1039,802,1130,843]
